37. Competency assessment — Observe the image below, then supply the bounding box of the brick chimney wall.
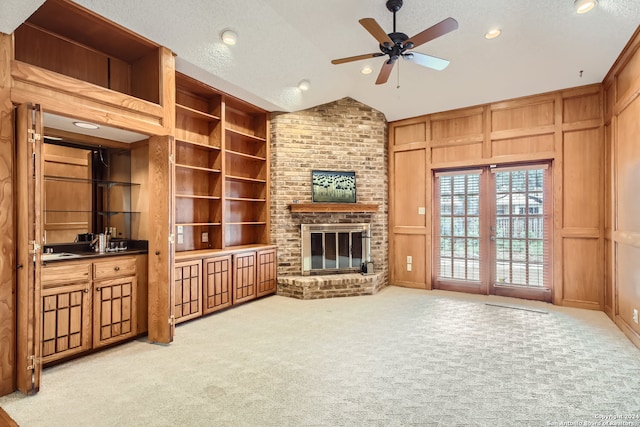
[270,97,389,284]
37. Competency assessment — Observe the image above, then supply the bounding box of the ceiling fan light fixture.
[484,28,502,39]
[221,29,238,45]
[574,0,597,13]
[361,66,373,75]
[298,79,311,91]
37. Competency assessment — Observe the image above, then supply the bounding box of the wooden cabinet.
[173,245,276,323]
[232,251,257,304]
[174,260,202,324]
[203,255,232,315]
[93,276,136,348]
[41,261,92,364]
[257,248,277,298]
[41,255,140,361]
[13,0,161,105]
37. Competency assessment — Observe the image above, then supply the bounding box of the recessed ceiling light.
[298,79,311,91]
[73,121,100,130]
[361,66,373,75]
[485,28,502,40]
[221,29,238,45]
[574,0,597,14]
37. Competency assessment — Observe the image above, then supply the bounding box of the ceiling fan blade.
[403,52,450,71]
[331,52,384,65]
[405,17,459,49]
[359,18,394,47]
[375,61,395,85]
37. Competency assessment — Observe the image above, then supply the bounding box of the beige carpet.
[1,286,639,427]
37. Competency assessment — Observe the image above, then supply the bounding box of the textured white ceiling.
[2,0,639,121]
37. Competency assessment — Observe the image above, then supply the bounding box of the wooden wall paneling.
[491,134,555,157]
[563,92,601,124]
[552,94,564,306]
[562,128,602,230]
[616,243,640,339]
[616,40,640,103]
[430,109,483,140]
[0,32,15,396]
[392,149,426,227]
[392,233,426,288]
[135,254,148,334]
[145,136,173,343]
[431,142,483,164]
[159,46,175,133]
[604,121,614,317]
[615,95,640,233]
[491,99,555,131]
[392,119,427,146]
[562,238,602,308]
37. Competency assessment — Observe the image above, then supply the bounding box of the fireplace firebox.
[301,223,371,276]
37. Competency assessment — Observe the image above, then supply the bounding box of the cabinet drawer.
[42,261,91,287]
[93,257,136,280]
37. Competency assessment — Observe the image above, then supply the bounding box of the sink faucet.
[90,235,100,251]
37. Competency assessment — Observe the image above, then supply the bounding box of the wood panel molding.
[490,125,555,141]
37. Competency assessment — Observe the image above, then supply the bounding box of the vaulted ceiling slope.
[1,0,639,121]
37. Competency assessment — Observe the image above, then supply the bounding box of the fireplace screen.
[302,224,370,275]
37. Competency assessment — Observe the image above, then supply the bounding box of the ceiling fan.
[331,0,458,85]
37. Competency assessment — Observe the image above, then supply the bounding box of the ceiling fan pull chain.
[396,60,401,89]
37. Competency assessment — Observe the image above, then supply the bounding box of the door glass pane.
[352,232,363,267]
[493,167,548,288]
[338,232,350,268]
[324,233,336,269]
[311,233,323,269]
[436,172,482,282]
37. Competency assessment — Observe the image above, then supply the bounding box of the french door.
[433,164,552,302]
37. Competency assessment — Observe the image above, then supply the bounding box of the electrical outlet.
[177,225,184,234]
[418,207,426,215]
[633,308,639,324]
[201,232,208,243]
[177,234,184,244]
[407,255,412,264]
[407,263,412,272]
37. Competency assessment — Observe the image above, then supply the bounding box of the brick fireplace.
[270,98,388,299]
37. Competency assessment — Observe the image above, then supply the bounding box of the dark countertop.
[42,240,148,264]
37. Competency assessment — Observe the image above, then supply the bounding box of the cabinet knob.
[84,288,90,293]
[114,266,120,271]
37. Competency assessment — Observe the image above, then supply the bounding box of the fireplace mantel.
[289,203,379,213]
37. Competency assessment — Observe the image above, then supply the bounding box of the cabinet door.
[257,248,277,297]
[203,255,232,314]
[93,276,137,348]
[42,281,92,364]
[174,260,202,323]
[232,251,256,304]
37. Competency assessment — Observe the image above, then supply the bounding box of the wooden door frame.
[15,103,43,394]
[432,163,554,302]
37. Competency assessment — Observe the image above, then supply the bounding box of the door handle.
[490,236,496,241]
